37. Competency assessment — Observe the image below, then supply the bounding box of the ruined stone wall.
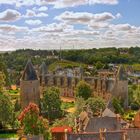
[41,75,80,98]
[111,80,128,108]
[40,74,128,107]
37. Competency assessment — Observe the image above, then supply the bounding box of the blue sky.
[0,0,140,51]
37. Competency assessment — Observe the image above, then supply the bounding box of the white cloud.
[32,6,48,12]
[0,0,48,7]
[110,24,133,31]
[38,6,48,11]
[0,24,28,32]
[0,0,16,5]
[24,9,48,18]
[89,22,109,29]
[32,23,73,32]
[94,12,115,22]
[36,12,48,17]
[15,0,41,7]
[55,11,117,25]
[89,0,118,5]
[24,10,36,17]
[52,0,118,8]
[0,9,21,22]
[0,23,140,51]
[116,13,122,19]
[25,19,42,25]
[0,0,118,8]
[55,11,93,24]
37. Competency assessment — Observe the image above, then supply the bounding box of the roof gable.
[22,60,38,81]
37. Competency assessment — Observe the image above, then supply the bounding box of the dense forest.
[0,46,140,85]
[62,47,140,64]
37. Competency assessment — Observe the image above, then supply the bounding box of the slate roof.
[102,108,116,117]
[39,62,48,76]
[85,117,121,132]
[22,59,38,81]
[116,65,127,80]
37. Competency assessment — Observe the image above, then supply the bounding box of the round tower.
[20,60,40,109]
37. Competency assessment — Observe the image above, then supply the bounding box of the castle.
[20,60,128,108]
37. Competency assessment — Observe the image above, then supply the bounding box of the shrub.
[42,87,63,121]
[86,97,105,115]
[112,97,124,115]
[0,93,13,128]
[130,102,139,110]
[75,80,92,100]
[18,103,48,135]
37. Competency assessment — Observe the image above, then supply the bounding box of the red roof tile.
[51,126,72,133]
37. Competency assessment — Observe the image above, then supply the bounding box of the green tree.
[128,85,140,107]
[18,103,48,135]
[0,72,6,92]
[133,85,140,104]
[53,98,86,128]
[42,87,62,120]
[0,93,13,128]
[112,97,124,115]
[95,61,104,69]
[53,113,75,128]
[14,99,21,112]
[0,57,10,86]
[86,97,105,115]
[75,80,92,100]
[75,97,86,116]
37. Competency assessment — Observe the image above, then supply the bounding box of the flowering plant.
[18,103,48,135]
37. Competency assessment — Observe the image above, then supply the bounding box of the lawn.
[9,89,19,94]
[61,102,75,110]
[49,60,86,71]
[124,63,140,71]
[0,133,18,138]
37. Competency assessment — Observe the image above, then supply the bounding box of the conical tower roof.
[116,65,127,80]
[39,62,48,76]
[22,59,38,81]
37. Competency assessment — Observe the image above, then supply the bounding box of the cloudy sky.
[0,0,140,51]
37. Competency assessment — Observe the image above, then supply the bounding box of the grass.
[132,64,140,71]
[123,110,137,121]
[49,60,86,71]
[61,102,75,110]
[9,89,19,94]
[124,63,140,71]
[0,133,18,138]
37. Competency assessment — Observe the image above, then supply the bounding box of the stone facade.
[20,60,40,109]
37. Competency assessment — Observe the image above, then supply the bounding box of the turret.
[20,60,40,109]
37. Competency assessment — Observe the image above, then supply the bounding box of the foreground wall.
[124,128,140,140]
[67,131,125,140]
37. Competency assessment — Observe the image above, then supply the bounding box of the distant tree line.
[61,47,140,64]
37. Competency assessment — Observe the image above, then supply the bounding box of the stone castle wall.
[40,74,128,107]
